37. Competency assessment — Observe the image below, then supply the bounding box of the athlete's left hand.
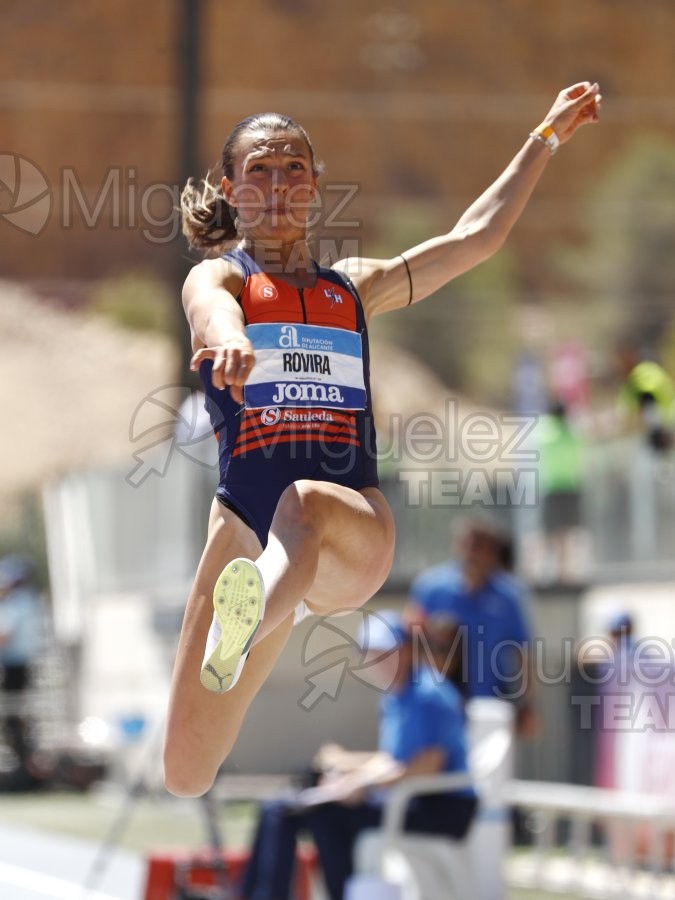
[542,81,602,145]
[190,336,255,404]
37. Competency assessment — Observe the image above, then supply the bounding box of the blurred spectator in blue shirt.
[0,555,43,783]
[408,516,536,737]
[241,611,477,900]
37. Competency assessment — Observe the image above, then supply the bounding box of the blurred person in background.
[496,528,535,626]
[617,345,675,452]
[615,346,675,558]
[536,399,585,583]
[164,81,601,797]
[0,555,43,789]
[607,611,635,655]
[577,611,638,693]
[407,516,537,737]
[577,611,643,792]
[240,611,477,900]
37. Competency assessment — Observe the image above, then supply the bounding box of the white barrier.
[465,699,515,900]
[504,779,675,897]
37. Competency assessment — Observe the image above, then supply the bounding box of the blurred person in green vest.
[617,346,675,452]
[537,400,584,583]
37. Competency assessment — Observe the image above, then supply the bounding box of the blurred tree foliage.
[553,135,675,367]
[88,271,178,337]
[366,200,520,406]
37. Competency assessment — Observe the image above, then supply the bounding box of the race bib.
[244,323,366,411]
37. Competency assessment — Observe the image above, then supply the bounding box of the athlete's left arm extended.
[336,82,600,319]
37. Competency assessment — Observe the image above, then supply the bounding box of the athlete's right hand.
[190,337,255,404]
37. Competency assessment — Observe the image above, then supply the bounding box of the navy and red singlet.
[200,248,379,546]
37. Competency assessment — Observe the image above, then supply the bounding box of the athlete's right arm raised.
[182,258,252,403]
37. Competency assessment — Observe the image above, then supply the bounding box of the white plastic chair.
[352,727,513,900]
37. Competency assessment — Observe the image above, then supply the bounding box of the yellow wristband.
[529,123,559,155]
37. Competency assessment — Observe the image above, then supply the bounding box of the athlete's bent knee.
[163,752,217,799]
[274,480,324,534]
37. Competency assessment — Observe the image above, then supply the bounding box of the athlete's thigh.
[164,499,293,788]
[303,484,396,613]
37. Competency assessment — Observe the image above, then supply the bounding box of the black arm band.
[400,254,413,306]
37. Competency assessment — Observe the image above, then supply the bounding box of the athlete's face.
[222,130,317,242]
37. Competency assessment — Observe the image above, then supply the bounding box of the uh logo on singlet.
[243,323,367,411]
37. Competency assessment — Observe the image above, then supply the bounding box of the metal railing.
[504,779,675,898]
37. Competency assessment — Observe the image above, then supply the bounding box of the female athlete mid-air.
[163,82,601,797]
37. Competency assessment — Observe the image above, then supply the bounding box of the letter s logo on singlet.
[258,283,278,301]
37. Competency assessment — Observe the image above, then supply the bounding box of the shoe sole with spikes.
[200,558,265,693]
